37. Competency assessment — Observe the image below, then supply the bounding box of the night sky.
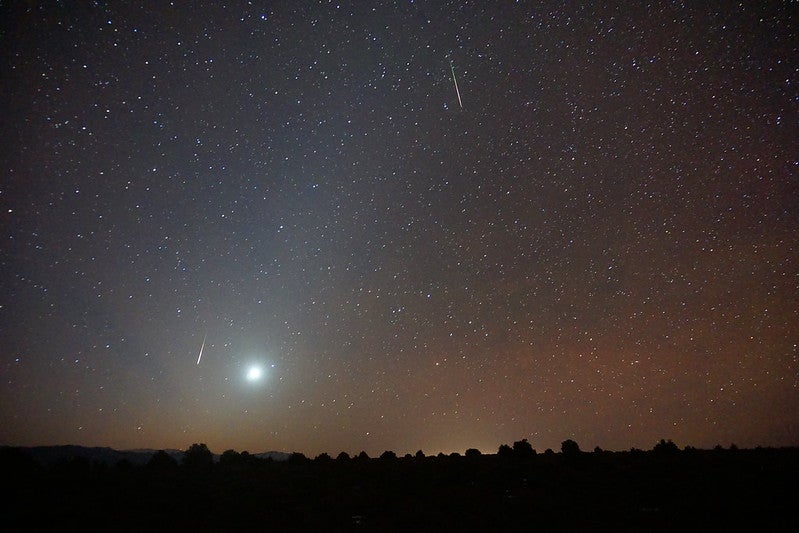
[2,1,797,457]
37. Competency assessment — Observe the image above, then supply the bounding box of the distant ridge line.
[0,445,290,466]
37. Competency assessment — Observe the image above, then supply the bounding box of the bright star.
[246,366,263,382]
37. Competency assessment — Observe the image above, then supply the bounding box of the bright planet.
[246,366,263,382]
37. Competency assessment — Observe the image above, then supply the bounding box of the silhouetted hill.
[0,445,165,467]
[0,445,290,467]
[254,451,290,461]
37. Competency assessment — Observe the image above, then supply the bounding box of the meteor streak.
[450,60,463,109]
[196,333,206,365]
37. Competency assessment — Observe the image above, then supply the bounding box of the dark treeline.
[2,440,797,531]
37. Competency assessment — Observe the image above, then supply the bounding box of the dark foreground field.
[2,445,797,531]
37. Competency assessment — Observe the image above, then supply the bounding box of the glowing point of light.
[246,366,263,381]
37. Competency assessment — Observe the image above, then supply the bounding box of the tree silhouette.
[147,449,179,472]
[465,448,482,459]
[219,449,241,467]
[497,444,514,458]
[182,443,214,472]
[513,439,536,459]
[561,439,581,456]
[380,450,397,461]
[288,452,308,464]
[336,451,351,462]
[415,449,425,460]
[356,451,370,461]
[239,451,258,465]
[653,439,679,455]
[314,452,332,463]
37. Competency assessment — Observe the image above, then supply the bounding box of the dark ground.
[2,446,797,532]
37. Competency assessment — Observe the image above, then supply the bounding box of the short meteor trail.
[196,333,207,365]
[450,60,463,109]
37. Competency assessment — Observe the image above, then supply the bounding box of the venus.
[246,366,263,382]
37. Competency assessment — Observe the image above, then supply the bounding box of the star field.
[1,1,797,457]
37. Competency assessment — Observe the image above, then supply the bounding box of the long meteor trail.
[196,333,207,365]
[450,61,463,109]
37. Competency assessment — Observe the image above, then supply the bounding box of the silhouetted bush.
[147,450,179,472]
[336,451,351,462]
[288,452,308,464]
[465,448,482,459]
[219,449,241,467]
[561,439,581,457]
[380,450,397,461]
[182,443,214,472]
[314,452,332,463]
[497,444,514,458]
[653,439,679,455]
[513,439,536,459]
